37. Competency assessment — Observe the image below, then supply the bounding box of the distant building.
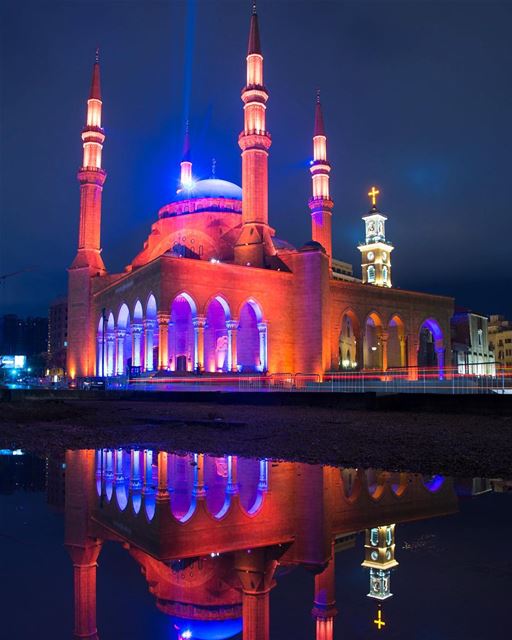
[488,315,512,368]
[0,314,48,373]
[48,296,68,372]
[451,309,495,375]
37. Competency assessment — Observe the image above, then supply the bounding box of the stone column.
[130,449,142,491]
[312,543,337,640]
[435,339,446,379]
[106,333,115,377]
[132,323,143,368]
[114,449,124,483]
[235,548,278,640]
[226,320,239,372]
[67,542,102,640]
[116,329,125,375]
[168,321,175,371]
[257,322,268,372]
[399,335,407,368]
[157,451,169,501]
[407,334,419,380]
[96,334,104,376]
[144,319,155,372]
[157,313,170,370]
[193,453,206,498]
[379,331,389,372]
[193,316,206,371]
[142,449,154,495]
[226,455,239,496]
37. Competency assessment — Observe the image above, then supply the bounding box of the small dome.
[273,237,296,251]
[171,617,242,640]
[175,178,242,202]
[300,240,326,253]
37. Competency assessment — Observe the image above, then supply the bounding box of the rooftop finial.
[95,47,100,64]
[89,50,102,100]
[247,1,261,54]
[182,120,191,162]
[314,90,325,137]
[211,158,216,178]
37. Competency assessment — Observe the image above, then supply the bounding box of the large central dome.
[175,178,242,201]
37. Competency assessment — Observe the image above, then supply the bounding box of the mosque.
[67,6,453,380]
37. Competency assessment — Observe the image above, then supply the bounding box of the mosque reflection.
[65,449,461,640]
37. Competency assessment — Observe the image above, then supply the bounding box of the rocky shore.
[1,395,511,478]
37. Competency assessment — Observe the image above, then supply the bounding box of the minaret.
[309,91,334,268]
[358,187,394,287]
[74,49,107,270]
[67,51,107,379]
[180,121,193,188]
[234,2,275,267]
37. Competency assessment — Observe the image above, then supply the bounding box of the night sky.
[1,0,511,318]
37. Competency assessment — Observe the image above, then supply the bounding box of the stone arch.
[338,308,361,370]
[418,317,445,370]
[363,311,383,370]
[131,300,144,370]
[237,298,266,372]
[116,303,132,376]
[204,296,231,373]
[169,293,198,372]
[387,314,406,369]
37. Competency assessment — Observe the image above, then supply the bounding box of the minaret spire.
[89,49,101,100]
[234,3,275,267]
[67,52,108,378]
[309,91,334,268]
[180,120,193,188]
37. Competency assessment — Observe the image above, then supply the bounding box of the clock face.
[382,252,387,262]
[367,251,375,262]
[367,221,376,234]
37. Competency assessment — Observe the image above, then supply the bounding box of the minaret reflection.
[64,451,458,639]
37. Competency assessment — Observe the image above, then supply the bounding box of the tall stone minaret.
[234,3,275,267]
[309,91,334,268]
[67,51,107,379]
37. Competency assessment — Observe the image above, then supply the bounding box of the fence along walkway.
[238,366,511,394]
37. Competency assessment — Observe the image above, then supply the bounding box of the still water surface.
[0,449,510,639]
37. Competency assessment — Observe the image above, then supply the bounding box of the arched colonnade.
[338,309,447,373]
[96,293,268,376]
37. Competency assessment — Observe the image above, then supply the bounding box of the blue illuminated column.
[257,322,268,372]
[116,329,125,375]
[227,320,239,372]
[144,319,154,371]
[132,323,143,368]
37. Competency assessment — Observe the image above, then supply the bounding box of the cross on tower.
[368,186,380,207]
[373,608,386,631]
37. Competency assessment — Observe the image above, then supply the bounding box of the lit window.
[382,266,388,282]
[370,528,379,546]
[367,266,376,283]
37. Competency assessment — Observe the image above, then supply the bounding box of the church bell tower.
[361,524,398,600]
[358,187,393,287]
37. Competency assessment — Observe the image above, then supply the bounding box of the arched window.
[382,266,388,282]
[367,265,376,283]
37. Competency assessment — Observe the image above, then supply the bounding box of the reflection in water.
[63,449,460,640]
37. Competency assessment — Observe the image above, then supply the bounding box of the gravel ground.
[1,398,511,478]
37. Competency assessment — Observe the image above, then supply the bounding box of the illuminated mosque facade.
[67,6,453,380]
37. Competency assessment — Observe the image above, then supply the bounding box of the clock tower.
[361,524,398,600]
[358,187,393,287]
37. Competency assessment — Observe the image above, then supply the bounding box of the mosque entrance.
[176,355,187,372]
